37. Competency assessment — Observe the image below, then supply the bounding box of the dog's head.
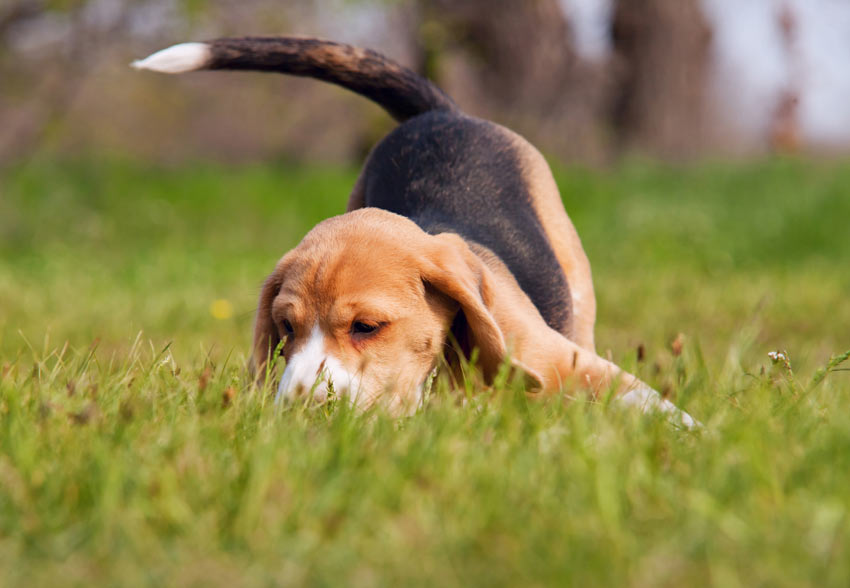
[252,208,518,414]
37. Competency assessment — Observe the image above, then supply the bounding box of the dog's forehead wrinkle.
[276,272,422,333]
[331,295,412,322]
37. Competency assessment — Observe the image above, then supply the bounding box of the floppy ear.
[420,233,542,387]
[418,234,673,405]
[251,271,283,379]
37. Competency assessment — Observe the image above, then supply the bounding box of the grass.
[1,156,849,585]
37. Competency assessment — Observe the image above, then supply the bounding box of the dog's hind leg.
[505,129,597,352]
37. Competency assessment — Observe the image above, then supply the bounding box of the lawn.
[0,157,849,585]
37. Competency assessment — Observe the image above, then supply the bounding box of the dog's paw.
[617,385,701,430]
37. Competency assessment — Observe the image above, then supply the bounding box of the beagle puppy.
[134,37,695,425]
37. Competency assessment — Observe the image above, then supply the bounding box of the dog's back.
[360,110,570,333]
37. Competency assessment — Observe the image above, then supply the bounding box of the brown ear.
[251,270,283,380]
[420,233,542,387]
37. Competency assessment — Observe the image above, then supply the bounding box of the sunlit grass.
[1,157,849,585]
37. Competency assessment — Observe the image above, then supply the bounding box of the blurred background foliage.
[2,0,847,167]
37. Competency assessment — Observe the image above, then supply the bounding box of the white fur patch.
[276,324,360,405]
[131,42,212,74]
[618,385,700,429]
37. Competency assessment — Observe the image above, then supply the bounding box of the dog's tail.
[132,36,458,122]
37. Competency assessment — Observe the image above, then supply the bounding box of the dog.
[133,37,696,426]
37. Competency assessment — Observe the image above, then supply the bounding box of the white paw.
[618,385,701,429]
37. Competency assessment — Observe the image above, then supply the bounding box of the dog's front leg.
[524,330,699,429]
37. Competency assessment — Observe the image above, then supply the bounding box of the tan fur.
[464,242,638,396]
[253,208,644,414]
[346,122,597,349]
[503,128,597,352]
[254,211,456,412]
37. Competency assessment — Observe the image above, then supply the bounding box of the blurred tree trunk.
[0,1,42,41]
[414,0,613,164]
[0,3,106,166]
[610,0,713,160]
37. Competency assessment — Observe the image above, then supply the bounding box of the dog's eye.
[351,321,379,337]
[282,319,294,336]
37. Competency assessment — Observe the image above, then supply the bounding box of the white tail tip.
[131,42,211,74]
